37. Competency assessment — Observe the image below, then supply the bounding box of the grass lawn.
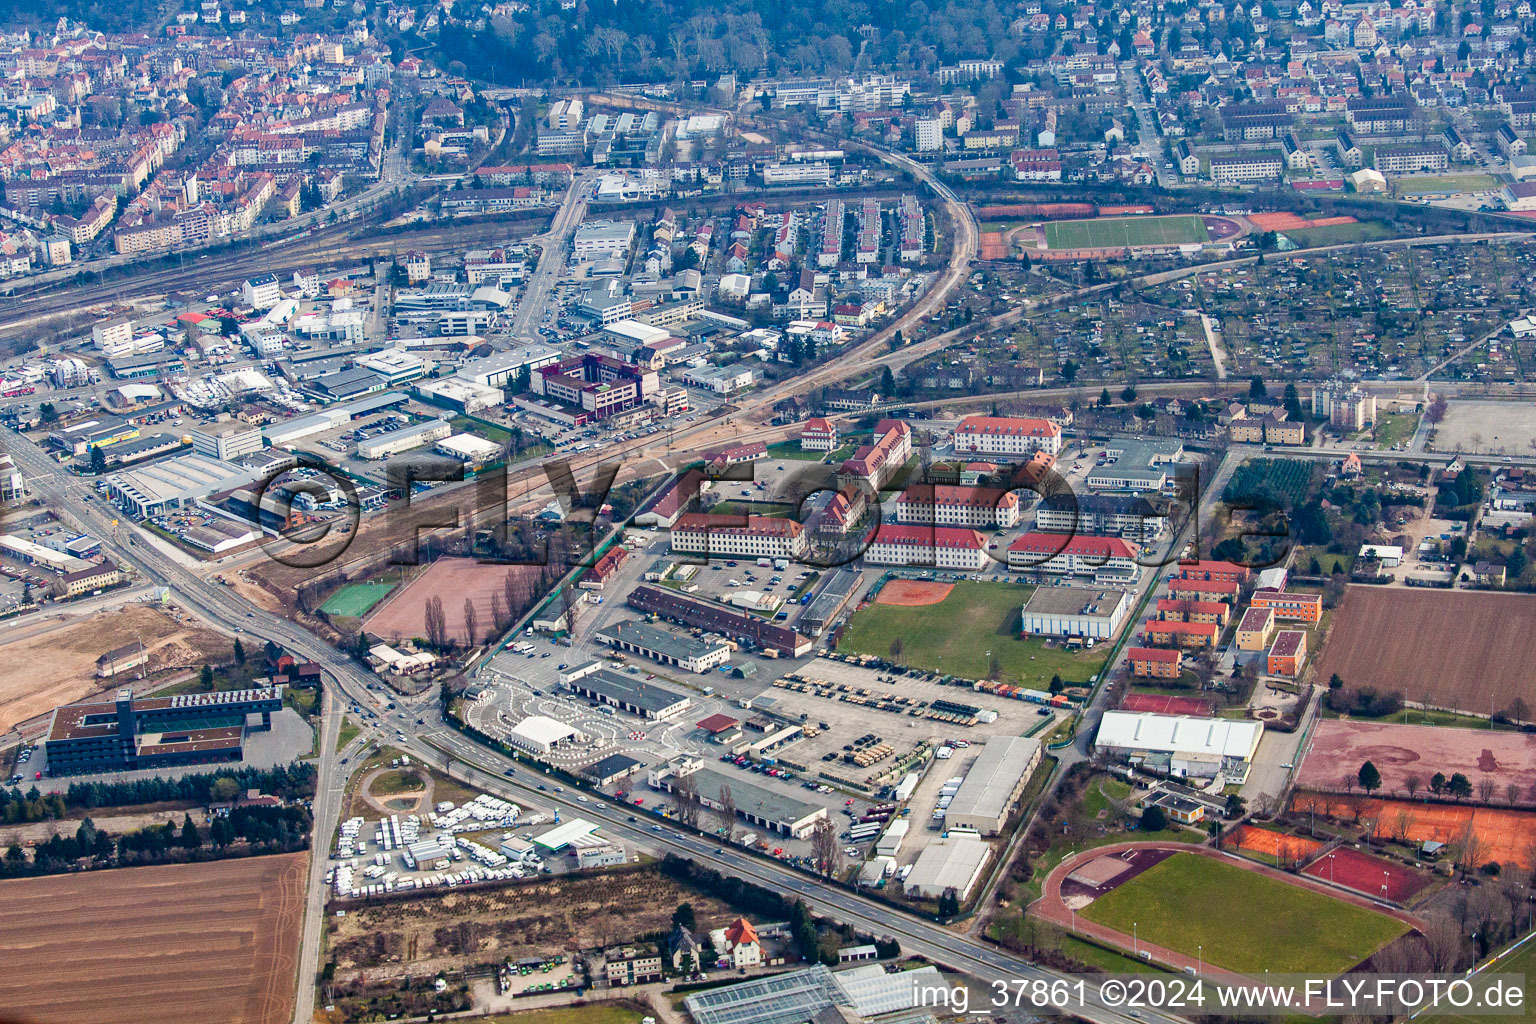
[1283,220,1398,247]
[1021,826,1204,905]
[336,716,361,752]
[1293,544,1354,575]
[707,500,793,518]
[1396,174,1500,196]
[1081,852,1409,973]
[1420,938,1536,1024]
[1373,411,1421,450]
[1061,934,1172,974]
[838,581,1108,687]
[1044,215,1208,250]
[320,582,394,617]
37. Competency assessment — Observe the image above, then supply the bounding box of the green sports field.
[1044,215,1209,250]
[836,580,1106,688]
[1420,938,1535,1024]
[1080,852,1409,974]
[320,582,394,617]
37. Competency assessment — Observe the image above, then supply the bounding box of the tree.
[210,777,241,803]
[1098,387,1113,408]
[1405,773,1422,800]
[1430,772,1447,796]
[89,445,106,474]
[672,902,696,931]
[463,597,479,647]
[879,366,896,396]
[1358,760,1382,795]
[715,785,737,842]
[1478,776,1497,804]
[560,586,581,637]
[233,638,246,665]
[199,664,215,691]
[1140,804,1168,831]
[1061,359,1079,383]
[1249,375,1268,400]
[424,595,448,649]
[1426,394,1449,425]
[1507,546,1528,581]
[810,817,840,878]
[489,591,505,631]
[1048,673,1064,693]
[1448,772,1473,801]
[937,887,960,917]
[179,812,201,849]
[1329,673,1344,691]
[673,772,701,828]
[1120,384,1138,404]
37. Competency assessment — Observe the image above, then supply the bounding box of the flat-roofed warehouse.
[799,567,862,636]
[1094,710,1264,782]
[1020,585,1131,640]
[565,666,691,720]
[905,831,992,900]
[105,452,265,517]
[654,764,827,837]
[944,735,1043,834]
[594,620,731,673]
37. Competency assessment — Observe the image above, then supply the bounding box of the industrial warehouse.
[1093,710,1265,782]
[594,620,732,674]
[561,663,692,720]
[1019,586,1132,641]
[43,686,284,776]
[942,735,1043,835]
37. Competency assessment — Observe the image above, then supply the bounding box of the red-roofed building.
[1267,629,1308,676]
[1143,619,1219,649]
[1156,598,1231,626]
[838,419,912,490]
[897,483,1021,528]
[671,513,807,560]
[1175,560,1251,584]
[953,415,1062,457]
[696,713,742,742]
[581,545,629,589]
[800,417,839,452]
[1006,532,1137,576]
[1166,577,1239,602]
[722,918,762,967]
[816,485,867,536]
[1127,646,1182,678]
[865,524,989,570]
[708,441,766,471]
[635,469,709,528]
[1249,588,1323,623]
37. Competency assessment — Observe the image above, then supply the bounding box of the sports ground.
[1043,215,1210,250]
[363,558,545,646]
[1295,720,1536,801]
[1300,845,1431,902]
[1421,937,1536,1024]
[1078,851,1410,974]
[838,580,1106,687]
[1226,824,1321,864]
[319,582,394,618]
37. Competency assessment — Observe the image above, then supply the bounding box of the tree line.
[0,763,317,824]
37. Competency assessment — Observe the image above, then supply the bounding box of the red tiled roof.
[956,415,1060,438]
[1008,533,1135,558]
[869,524,985,549]
[1127,646,1180,663]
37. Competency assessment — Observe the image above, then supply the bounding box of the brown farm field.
[0,853,304,1024]
[1315,588,1536,714]
[0,604,229,733]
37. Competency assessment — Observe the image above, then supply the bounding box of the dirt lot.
[363,558,545,646]
[1315,587,1536,716]
[1296,720,1536,802]
[1428,399,1536,455]
[327,865,739,979]
[0,853,304,1024]
[0,604,229,733]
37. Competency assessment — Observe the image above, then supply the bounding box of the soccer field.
[836,581,1106,687]
[1421,938,1536,1024]
[1044,215,1209,250]
[320,582,395,617]
[1080,853,1409,974]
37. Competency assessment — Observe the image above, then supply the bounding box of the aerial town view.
[2,2,1536,1024]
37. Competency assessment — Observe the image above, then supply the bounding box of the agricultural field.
[1044,215,1209,250]
[320,582,395,618]
[1080,852,1409,974]
[0,854,304,1024]
[837,581,1107,688]
[0,604,229,733]
[1314,588,1536,718]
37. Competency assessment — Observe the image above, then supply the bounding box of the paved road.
[508,176,589,338]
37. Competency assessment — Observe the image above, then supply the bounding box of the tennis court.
[1044,215,1209,250]
[320,582,394,618]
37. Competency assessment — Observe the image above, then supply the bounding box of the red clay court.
[1296,720,1536,802]
[1228,825,1321,863]
[1246,212,1358,231]
[1120,692,1213,716]
[1301,846,1430,903]
[875,579,954,606]
[1291,796,1536,870]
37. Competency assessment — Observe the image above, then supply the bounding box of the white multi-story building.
[189,421,263,461]
[952,415,1062,457]
[671,514,808,561]
[913,118,943,152]
[896,484,1020,529]
[799,418,839,451]
[1007,533,1138,577]
[1209,155,1282,183]
[92,317,133,354]
[241,273,282,310]
[864,524,989,570]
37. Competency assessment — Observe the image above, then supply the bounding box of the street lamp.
[1197,944,1203,975]
[1133,922,1138,956]
[1328,852,1336,884]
